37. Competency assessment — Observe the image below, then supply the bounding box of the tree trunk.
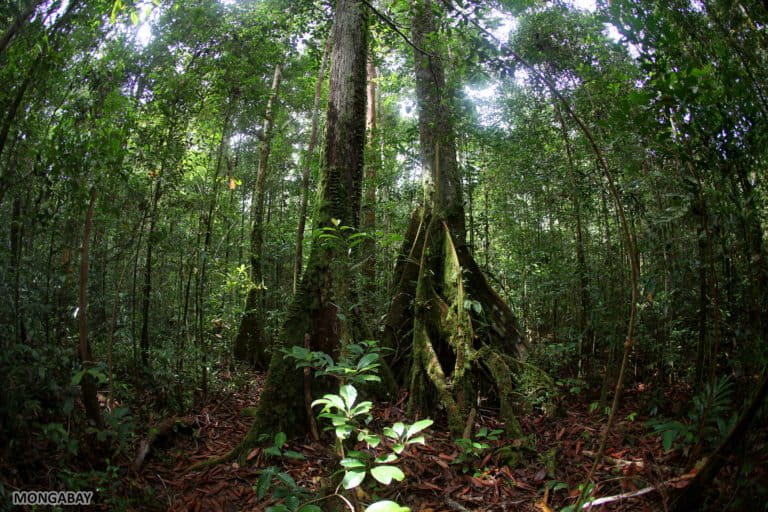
[236,0,369,443]
[140,178,162,368]
[362,59,378,317]
[199,107,234,395]
[555,105,591,376]
[79,188,103,429]
[234,63,282,368]
[385,0,523,437]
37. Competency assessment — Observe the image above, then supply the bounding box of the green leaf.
[312,393,345,412]
[340,457,366,468]
[356,352,379,370]
[406,419,433,438]
[297,506,323,512]
[283,450,305,460]
[276,471,297,488]
[110,0,122,24]
[406,435,425,446]
[365,501,411,512]
[342,469,366,489]
[335,425,354,439]
[130,10,139,25]
[71,370,85,386]
[350,401,373,417]
[264,446,281,457]
[256,467,276,499]
[662,429,678,452]
[273,432,287,449]
[374,453,397,464]
[339,384,358,410]
[371,465,405,485]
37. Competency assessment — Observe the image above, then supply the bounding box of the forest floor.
[8,370,761,511]
[118,371,751,512]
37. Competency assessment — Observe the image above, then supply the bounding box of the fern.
[647,375,735,452]
[692,375,735,443]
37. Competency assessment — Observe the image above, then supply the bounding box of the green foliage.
[284,340,387,386]
[281,342,426,511]
[647,375,736,453]
[262,432,306,460]
[254,466,316,512]
[312,384,430,490]
[454,426,503,471]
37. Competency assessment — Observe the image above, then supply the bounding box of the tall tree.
[233,0,369,444]
[383,0,523,436]
[234,61,283,368]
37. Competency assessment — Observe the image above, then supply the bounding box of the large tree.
[234,0,369,443]
[383,0,524,436]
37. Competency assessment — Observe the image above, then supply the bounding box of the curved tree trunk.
[385,0,523,437]
[233,0,369,445]
[234,62,282,368]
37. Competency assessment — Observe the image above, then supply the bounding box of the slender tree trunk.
[140,178,162,368]
[555,105,591,375]
[10,198,26,344]
[293,36,331,294]
[78,188,103,429]
[130,213,146,365]
[198,108,233,395]
[483,187,490,269]
[362,59,378,317]
[233,63,282,368]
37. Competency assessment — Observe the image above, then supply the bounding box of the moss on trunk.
[396,208,524,437]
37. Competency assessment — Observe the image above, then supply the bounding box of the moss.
[478,347,523,439]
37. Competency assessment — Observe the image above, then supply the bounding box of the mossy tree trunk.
[234,62,282,369]
[384,0,523,437]
[236,0,369,445]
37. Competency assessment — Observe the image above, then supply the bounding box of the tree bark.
[238,0,369,441]
[140,178,162,368]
